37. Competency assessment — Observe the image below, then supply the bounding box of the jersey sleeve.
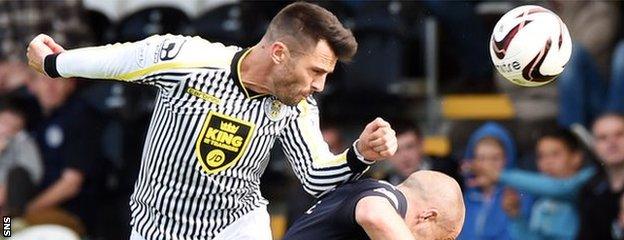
[44,34,235,88]
[278,97,372,198]
[352,188,406,216]
[347,182,408,225]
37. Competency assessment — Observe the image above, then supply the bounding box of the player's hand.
[356,118,397,161]
[26,34,65,76]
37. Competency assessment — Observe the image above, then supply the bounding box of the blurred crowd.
[0,1,623,240]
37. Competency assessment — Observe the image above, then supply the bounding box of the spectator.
[373,120,458,185]
[458,122,530,240]
[557,38,624,128]
[555,1,623,127]
[579,113,624,240]
[470,128,595,240]
[0,100,43,215]
[383,121,425,184]
[321,125,347,155]
[0,61,35,95]
[24,74,103,235]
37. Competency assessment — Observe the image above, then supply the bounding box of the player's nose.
[311,76,326,92]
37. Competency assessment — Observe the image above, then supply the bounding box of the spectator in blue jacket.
[470,128,595,240]
[458,122,532,240]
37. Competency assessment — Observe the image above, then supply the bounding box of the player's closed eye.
[311,69,324,75]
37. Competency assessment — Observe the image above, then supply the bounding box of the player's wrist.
[353,140,374,165]
[344,140,373,174]
[44,53,62,78]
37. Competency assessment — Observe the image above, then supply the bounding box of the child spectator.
[458,122,532,240]
[470,128,595,239]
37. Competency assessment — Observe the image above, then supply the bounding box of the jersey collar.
[230,48,268,99]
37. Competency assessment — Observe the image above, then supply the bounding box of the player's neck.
[240,45,271,95]
[397,185,416,222]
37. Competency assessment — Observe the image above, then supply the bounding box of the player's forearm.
[26,169,83,213]
[45,42,139,80]
[282,141,372,197]
[282,99,373,197]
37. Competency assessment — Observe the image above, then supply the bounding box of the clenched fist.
[26,34,65,76]
[356,118,397,161]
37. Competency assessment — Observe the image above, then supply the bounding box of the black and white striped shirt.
[44,34,371,239]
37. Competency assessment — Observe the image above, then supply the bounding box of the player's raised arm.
[279,98,397,197]
[27,33,232,84]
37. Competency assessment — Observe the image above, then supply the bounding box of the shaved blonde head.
[399,170,465,238]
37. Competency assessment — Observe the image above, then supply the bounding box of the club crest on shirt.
[263,96,288,121]
[195,112,255,174]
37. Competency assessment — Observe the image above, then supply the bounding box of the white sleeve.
[279,97,371,198]
[45,34,234,85]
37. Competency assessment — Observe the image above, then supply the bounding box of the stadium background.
[0,0,622,239]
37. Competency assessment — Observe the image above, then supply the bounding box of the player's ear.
[270,42,288,65]
[418,208,439,223]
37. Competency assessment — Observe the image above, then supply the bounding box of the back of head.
[264,2,357,62]
[401,170,465,238]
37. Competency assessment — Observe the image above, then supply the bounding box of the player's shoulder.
[350,178,396,190]
[146,34,242,69]
[351,179,406,215]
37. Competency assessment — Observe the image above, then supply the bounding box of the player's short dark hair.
[538,127,582,152]
[265,2,357,62]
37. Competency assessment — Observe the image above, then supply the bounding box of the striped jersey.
[44,34,371,239]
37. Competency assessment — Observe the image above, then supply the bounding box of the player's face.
[593,116,624,167]
[273,40,337,106]
[390,132,423,177]
[536,138,580,178]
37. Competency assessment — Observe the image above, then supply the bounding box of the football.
[490,5,572,87]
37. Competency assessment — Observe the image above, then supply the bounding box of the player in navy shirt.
[284,170,465,240]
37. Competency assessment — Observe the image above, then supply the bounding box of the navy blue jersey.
[284,179,408,240]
